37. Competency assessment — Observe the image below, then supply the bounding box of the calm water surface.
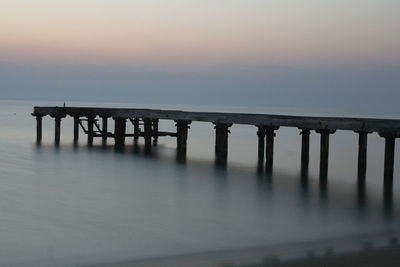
[0,100,399,266]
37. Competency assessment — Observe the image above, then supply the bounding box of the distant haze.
[0,0,399,110]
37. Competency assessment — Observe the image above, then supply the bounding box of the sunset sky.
[0,0,399,109]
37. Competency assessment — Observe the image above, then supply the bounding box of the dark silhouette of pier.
[32,106,399,198]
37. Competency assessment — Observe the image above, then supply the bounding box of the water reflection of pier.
[32,106,399,200]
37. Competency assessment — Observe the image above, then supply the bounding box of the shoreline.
[89,231,400,267]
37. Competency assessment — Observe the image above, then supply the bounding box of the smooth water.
[0,100,399,266]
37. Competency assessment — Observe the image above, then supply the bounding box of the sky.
[0,0,399,110]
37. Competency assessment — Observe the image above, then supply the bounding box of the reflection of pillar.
[265,126,279,173]
[114,117,126,149]
[102,117,108,142]
[153,119,159,145]
[379,132,396,196]
[73,117,80,142]
[143,118,152,152]
[214,123,231,165]
[316,129,336,181]
[54,117,62,145]
[87,116,95,146]
[35,116,43,143]
[133,118,140,141]
[176,120,191,156]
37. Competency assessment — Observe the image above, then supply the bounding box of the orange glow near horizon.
[1,0,399,67]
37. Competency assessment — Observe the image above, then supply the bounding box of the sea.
[0,100,399,266]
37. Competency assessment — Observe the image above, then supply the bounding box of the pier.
[32,106,399,194]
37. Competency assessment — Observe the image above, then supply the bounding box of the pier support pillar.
[316,129,336,182]
[133,118,140,141]
[114,118,126,150]
[54,117,63,145]
[379,132,397,196]
[265,126,279,173]
[214,123,232,165]
[153,119,159,146]
[300,128,311,179]
[176,120,191,158]
[102,117,108,142]
[35,115,43,143]
[73,117,80,142]
[257,126,266,171]
[143,118,153,152]
[300,128,311,169]
[355,131,371,184]
[87,116,95,146]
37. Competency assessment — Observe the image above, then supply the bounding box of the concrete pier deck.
[33,106,400,132]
